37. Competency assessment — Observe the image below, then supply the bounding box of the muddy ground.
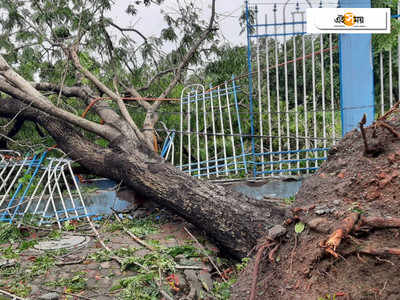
[231,110,400,300]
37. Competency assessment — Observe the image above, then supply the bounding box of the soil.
[231,110,400,300]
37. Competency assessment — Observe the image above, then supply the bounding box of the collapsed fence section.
[0,151,92,228]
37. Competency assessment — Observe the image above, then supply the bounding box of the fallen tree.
[0,0,289,258]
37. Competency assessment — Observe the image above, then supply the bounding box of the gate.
[245,0,340,177]
[160,0,400,180]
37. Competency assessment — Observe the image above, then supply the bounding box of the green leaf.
[294,222,305,234]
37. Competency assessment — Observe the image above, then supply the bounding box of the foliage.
[372,0,400,51]
[46,271,87,293]
[294,222,305,234]
[211,279,237,300]
[284,195,296,205]
[104,215,160,237]
[0,223,24,244]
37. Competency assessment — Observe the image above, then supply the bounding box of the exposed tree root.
[377,121,400,139]
[357,215,400,229]
[359,246,400,256]
[249,241,275,300]
[378,100,400,121]
[268,243,280,262]
[320,212,359,257]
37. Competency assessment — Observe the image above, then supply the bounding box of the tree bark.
[0,99,286,258]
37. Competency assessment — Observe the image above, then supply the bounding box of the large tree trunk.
[0,99,286,258]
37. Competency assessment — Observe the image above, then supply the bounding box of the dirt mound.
[231,108,400,300]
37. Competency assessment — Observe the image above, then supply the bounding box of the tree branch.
[107,20,147,42]
[156,0,216,105]
[137,68,176,93]
[31,82,142,136]
[0,79,118,141]
[67,46,154,150]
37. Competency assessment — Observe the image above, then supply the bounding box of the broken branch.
[359,114,370,153]
[322,212,359,256]
[183,227,225,282]
[111,209,155,251]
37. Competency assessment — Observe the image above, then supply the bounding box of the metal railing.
[0,151,93,227]
[245,0,340,177]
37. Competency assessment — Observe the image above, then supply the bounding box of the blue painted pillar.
[339,0,374,135]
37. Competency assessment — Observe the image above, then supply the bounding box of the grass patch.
[0,224,24,244]
[46,271,87,293]
[104,215,161,237]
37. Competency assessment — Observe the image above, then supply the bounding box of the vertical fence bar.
[283,4,291,173]
[265,14,274,176]
[225,81,238,174]
[245,0,256,177]
[329,34,337,144]
[301,15,310,174]
[273,4,282,172]
[292,11,300,173]
[311,36,318,168]
[232,75,248,174]
[217,85,228,175]
[209,84,219,177]
[202,86,210,178]
[320,33,327,160]
[179,89,184,171]
[187,91,192,175]
[255,6,264,176]
[195,89,201,177]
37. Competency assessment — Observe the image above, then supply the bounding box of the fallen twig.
[321,212,359,257]
[183,227,226,282]
[175,265,207,270]
[42,287,93,300]
[249,241,275,300]
[111,209,155,251]
[0,288,27,300]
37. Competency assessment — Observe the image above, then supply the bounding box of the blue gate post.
[339,0,375,135]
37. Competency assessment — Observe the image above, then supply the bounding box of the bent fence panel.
[0,151,93,228]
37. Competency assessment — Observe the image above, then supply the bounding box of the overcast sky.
[109,1,247,47]
[109,1,339,50]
